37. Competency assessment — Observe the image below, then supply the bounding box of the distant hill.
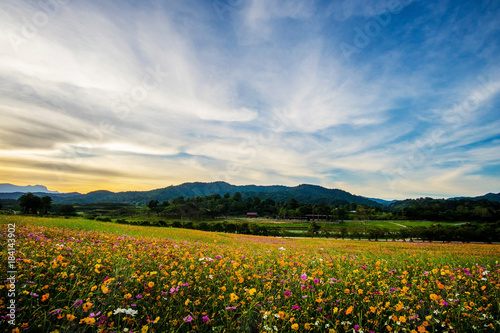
[471,192,500,203]
[50,181,380,206]
[388,192,500,211]
[2,181,498,207]
[0,183,59,193]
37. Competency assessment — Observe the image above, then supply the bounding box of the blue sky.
[0,0,499,199]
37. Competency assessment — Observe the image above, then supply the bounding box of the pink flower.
[183,315,193,322]
[300,273,307,281]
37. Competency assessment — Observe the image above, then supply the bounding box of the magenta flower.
[300,273,307,281]
[284,290,292,297]
[202,316,210,323]
[183,315,193,322]
[313,278,320,284]
[73,299,82,307]
[291,305,301,311]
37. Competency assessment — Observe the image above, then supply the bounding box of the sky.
[0,0,499,199]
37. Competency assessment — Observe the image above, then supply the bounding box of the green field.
[1,215,499,332]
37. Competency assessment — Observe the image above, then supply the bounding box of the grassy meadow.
[1,215,499,332]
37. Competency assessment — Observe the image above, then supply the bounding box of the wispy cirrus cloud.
[0,0,499,198]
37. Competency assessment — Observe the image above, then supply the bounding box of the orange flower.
[41,293,49,302]
[67,314,76,321]
[83,302,92,312]
[304,323,311,330]
[345,306,354,315]
[291,323,299,330]
[148,281,154,288]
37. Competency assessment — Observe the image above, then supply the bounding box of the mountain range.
[0,182,499,206]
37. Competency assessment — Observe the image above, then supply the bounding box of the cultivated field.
[1,216,499,332]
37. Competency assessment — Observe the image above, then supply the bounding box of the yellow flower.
[230,293,239,303]
[90,285,97,292]
[357,289,363,294]
[124,293,132,299]
[185,299,190,306]
[67,314,76,321]
[141,325,149,333]
[148,281,154,288]
[291,323,299,330]
[246,288,257,296]
[153,317,160,324]
[79,317,96,325]
[101,285,110,294]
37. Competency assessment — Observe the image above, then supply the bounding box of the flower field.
[1,216,499,332]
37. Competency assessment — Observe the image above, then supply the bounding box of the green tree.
[18,193,41,214]
[39,196,52,216]
[59,205,77,216]
[308,221,321,237]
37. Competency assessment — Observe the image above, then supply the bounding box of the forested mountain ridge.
[49,182,380,206]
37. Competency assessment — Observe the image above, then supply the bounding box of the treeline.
[146,192,500,223]
[389,197,500,222]
[7,192,500,224]
[147,192,362,220]
[92,217,282,237]
[90,217,500,243]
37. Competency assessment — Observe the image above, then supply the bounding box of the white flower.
[125,309,138,317]
[278,247,286,251]
[274,314,280,318]
[123,329,129,332]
